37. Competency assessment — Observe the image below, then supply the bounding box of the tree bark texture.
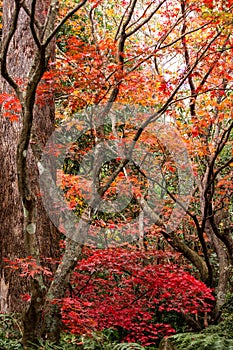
[0,0,59,314]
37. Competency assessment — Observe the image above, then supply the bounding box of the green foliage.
[0,317,146,350]
[0,313,23,350]
[78,330,146,350]
[157,311,187,334]
[172,333,233,350]
[169,313,233,350]
[202,313,233,338]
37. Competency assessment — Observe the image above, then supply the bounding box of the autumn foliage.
[61,247,214,346]
[1,0,233,347]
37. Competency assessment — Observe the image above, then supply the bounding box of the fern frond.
[172,333,233,350]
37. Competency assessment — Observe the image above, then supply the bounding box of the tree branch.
[42,0,88,48]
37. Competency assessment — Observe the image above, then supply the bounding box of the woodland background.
[0,0,233,349]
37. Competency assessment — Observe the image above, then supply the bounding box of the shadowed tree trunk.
[0,0,59,315]
[0,1,88,346]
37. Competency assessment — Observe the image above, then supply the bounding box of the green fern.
[171,333,233,350]
[159,312,233,350]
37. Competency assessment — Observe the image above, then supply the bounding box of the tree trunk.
[199,168,231,316]
[0,0,59,317]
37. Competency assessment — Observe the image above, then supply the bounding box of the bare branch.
[181,0,196,117]
[114,0,134,40]
[140,197,209,282]
[131,27,223,138]
[126,0,166,38]
[106,0,138,105]
[208,120,233,175]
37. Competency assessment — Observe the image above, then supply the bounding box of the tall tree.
[0,0,63,346]
[0,0,88,347]
[0,0,59,313]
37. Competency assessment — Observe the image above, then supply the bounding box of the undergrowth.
[1,311,233,350]
[0,314,149,350]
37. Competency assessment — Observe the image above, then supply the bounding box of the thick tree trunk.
[0,0,59,315]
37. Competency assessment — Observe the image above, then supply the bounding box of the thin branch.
[208,120,233,177]
[43,0,88,47]
[214,156,233,180]
[95,28,224,201]
[105,0,138,106]
[140,196,209,281]
[128,27,223,150]
[122,0,138,33]
[126,0,155,31]
[126,0,166,38]
[132,161,198,224]
[159,20,212,50]
[181,0,196,117]
[114,0,134,41]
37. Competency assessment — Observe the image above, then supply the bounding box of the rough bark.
[0,0,59,317]
[41,239,83,342]
[0,2,89,346]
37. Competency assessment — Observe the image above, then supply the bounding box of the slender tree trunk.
[199,168,231,316]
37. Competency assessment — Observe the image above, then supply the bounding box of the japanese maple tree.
[61,247,214,346]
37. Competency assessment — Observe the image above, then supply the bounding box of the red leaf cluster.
[61,247,214,346]
[4,257,52,279]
